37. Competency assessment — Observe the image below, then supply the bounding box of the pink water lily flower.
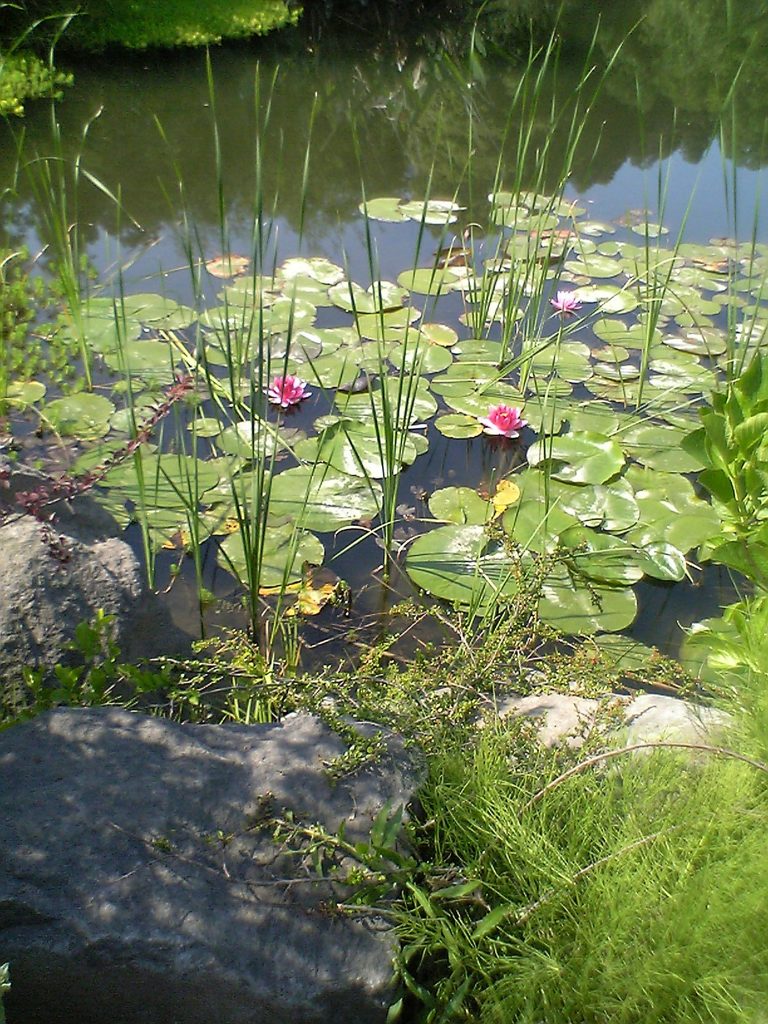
[478,404,527,438]
[550,290,582,317]
[267,374,311,408]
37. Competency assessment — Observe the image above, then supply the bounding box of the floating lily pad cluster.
[11,192,768,634]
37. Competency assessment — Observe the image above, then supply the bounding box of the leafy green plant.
[0,247,68,405]
[0,50,71,115]
[0,2,73,116]
[3,0,298,51]
[683,349,768,587]
[1,610,170,724]
[270,799,417,905]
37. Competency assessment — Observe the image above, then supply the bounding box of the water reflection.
[2,0,767,256]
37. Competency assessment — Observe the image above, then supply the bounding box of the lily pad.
[267,466,382,531]
[206,255,250,278]
[335,376,437,425]
[101,452,222,524]
[429,486,493,525]
[593,362,640,382]
[573,284,638,315]
[527,431,625,485]
[355,307,420,340]
[619,422,705,472]
[390,338,453,374]
[118,294,197,329]
[216,420,299,459]
[300,350,360,390]
[400,199,463,225]
[565,404,623,435]
[328,280,407,314]
[219,523,324,590]
[538,563,638,634]
[280,257,345,285]
[625,465,721,553]
[295,418,419,479]
[662,329,727,356]
[593,318,663,350]
[421,323,459,347]
[44,393,115,439]
[503,498,577,553]
[554,477,639,532]
[5,380,46,405]
[396,267,461,296]
[434,413,484,438]
[559,525,644,586]
[103,340,179,384]
[405,524,521,609]
[564,255,622,279]
[451,338,505,364]
[524,341,592,384]
[358,197,409,222]
[635,541,687,581]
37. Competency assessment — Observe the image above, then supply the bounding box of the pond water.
[2,2,768,665]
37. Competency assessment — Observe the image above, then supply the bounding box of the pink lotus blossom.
[478,404,527,438]
[267,374,311,408]
[550,290,582,317]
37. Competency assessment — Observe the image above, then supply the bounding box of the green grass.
[396,717,768,1024]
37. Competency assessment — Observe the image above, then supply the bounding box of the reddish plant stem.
[0,373,194,561]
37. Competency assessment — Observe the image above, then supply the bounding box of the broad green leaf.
[44,393,115,439]
[358,197,408,222]
[405,524,521,610]
[396,267,461,296]
[295,419,419,479]
[434,413,483,438]
[559,525,644,586]
[527,432,625,484]
[635,541,687,581]
[216,420,301,459]
[428,487,493,525]
[619,422,705,472]
[219,523,324,589]
[5,380,46,405]
[268,466,381,531]
[538,563,637,634]
[399,199,462,224]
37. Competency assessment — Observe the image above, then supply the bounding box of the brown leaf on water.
[290,566,344,617]
[205,254,251,278]
[492,479,521,517]
[435,246,472,269]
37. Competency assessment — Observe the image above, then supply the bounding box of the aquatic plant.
[0,3,73,116]
[266,373,311,408]
[1,0,297,52]
[4,14,768,666]
[477,403,526,438]
[549,289,581,317]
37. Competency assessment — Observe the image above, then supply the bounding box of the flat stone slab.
[494,692,730,748]
[0,708,422,1024]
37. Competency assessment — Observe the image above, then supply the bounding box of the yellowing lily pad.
[205,254,250,278]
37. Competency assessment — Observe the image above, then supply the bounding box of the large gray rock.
[0,707,422,1024]
[0,460,183,678]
